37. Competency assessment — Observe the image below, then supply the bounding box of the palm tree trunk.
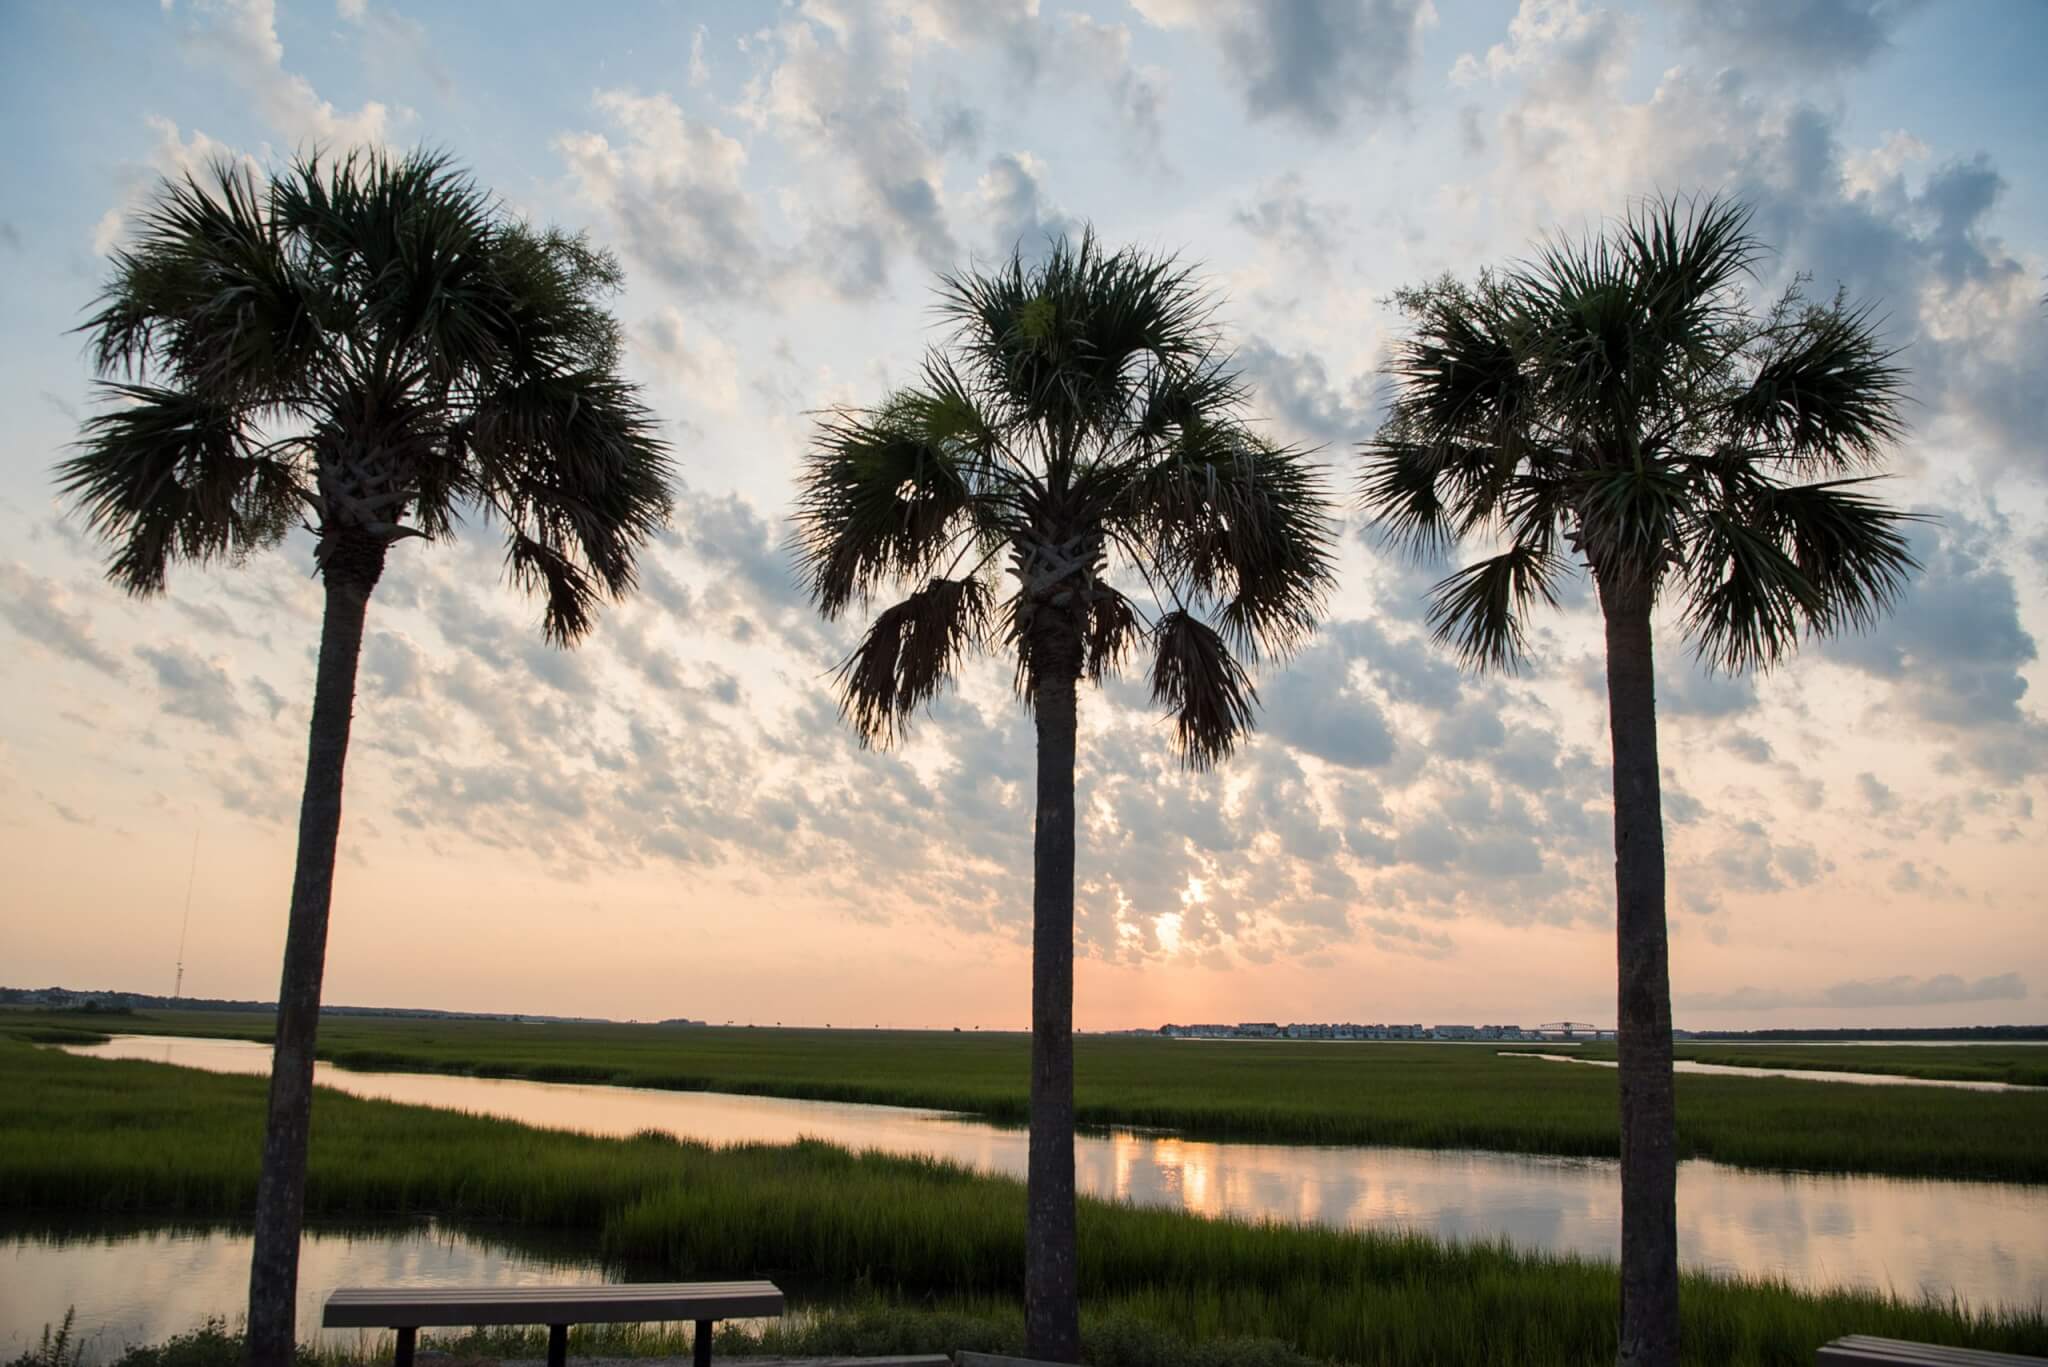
[246,540,384,1367]
[1025,648,1082,1364]
[1597,574,1678,1367]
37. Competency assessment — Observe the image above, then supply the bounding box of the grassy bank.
[8,1009,2047,1181]
[4,1042,2046,1366]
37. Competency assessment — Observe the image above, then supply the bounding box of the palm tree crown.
[1361,194,1918,670]
[63,148,672,626]
[796,232,1337,760]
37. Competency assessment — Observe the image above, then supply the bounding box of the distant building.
[1153,1019,1546,1043]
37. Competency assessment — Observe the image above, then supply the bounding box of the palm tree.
[794,233,1336,1361]
[1359,195,1915,1367]
[61,150,673,1367]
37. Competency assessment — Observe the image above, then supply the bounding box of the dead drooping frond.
[794,231,1337,765]
[1361,192,1917,676]
[837,577,994,747]
[62,148,672,641]
[1149,610,1258,770]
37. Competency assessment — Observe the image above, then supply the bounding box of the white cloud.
[177,0,393,147]
[558,90,768,303]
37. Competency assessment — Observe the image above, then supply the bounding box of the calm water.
[13,1034,2044,1356]
[0,1220,617,1364]
[1507,1051,2042,1092]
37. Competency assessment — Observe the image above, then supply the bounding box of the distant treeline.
[0,985,613,1025]
[1688,1025,2048,1042]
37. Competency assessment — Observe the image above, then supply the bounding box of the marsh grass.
[4,1043,2044,1366]
[10,1010,2046,1181]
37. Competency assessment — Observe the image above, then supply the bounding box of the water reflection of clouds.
[57,1037,2048,1313]
[0,1222,608,1364]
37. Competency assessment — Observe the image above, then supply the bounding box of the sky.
[1,0,2044,1032]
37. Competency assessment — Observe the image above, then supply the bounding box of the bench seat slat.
[322,1281,784,1329]
[1817,1336,2048,1366]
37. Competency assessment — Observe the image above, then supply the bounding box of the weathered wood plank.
[322,1281,784,1329]
[1817,1336,2048,1366]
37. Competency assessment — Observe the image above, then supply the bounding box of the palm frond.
[1149,609,1257,770]
[58,384,304,595]
[1763,480,1921,633]
[1358,437,1455,558]
[793,392,984,617]
[1736,294,1908,468]
[836,577,993,746]
[1424,543,1567,673]
[504,529,603,645]
[1119,429,1336,659]
[1084,588,1140,681]
[1677,511,1815,673]
[1384,276,1529,444]
[934,229,1219,452]
[80,159,323,401]
[1682,478,1923,671]
[468,367,673,635]
[1574,461,1687,590]
[1616,193,1760,355]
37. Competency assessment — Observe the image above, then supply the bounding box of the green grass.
[9,1009,2047,1182]
[2,1041,2045,1367]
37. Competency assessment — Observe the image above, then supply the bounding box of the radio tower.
[172,831,198,1001]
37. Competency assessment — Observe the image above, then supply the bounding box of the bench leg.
[393,1328,416,1367]
[693,1318,713,1367]
[547,1324,568,1367]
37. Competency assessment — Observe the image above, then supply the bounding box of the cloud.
[557,90,769,303]
[1825,519,2046,780]
[1658,665,1758,719]
[1137,0,1435,133]
[175,0,392,146]
[92,116,243,256]
[1463,7,2045,486]
[362,631,426,700]
[974,153,1080,263]
[1682,972,2027,1013]
[135,643,247,735]
[739,7,959,296]
[1451,0,1633,96]
[1666,0,1927,77]
[1234,337,1378,447]
[0,564,126,678]
[1234,174,1349,265]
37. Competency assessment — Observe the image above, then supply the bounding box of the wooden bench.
[1818,1337,2047,1365]
[323,1279,783,1367]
